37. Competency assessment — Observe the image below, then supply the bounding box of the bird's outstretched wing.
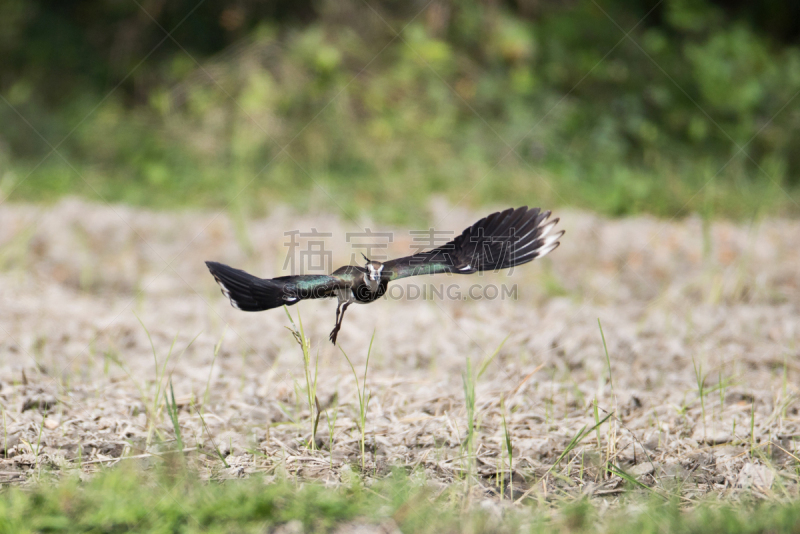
[383,206,563,280]
[206,261,351,311]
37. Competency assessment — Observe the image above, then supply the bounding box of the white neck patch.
[365,264,382,289]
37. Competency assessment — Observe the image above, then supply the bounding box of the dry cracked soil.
[1,199,799,502]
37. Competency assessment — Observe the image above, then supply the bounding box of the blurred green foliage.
[5,465,800,533]
[1,0,799,222]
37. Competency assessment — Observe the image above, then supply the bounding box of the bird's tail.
[205,261,295,311]
[453,206,564,273]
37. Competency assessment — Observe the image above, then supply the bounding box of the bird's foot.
[329,325,340,345]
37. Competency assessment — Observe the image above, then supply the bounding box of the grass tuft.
[692,357,708,441]
[339,331,374,472]
[597,319,613,394]
[284,306,321,450]
[165,380,183,453]
[500,399,513,500]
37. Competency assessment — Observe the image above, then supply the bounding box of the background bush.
[2,0,799,222]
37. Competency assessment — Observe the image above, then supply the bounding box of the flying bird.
[206,206,564,344]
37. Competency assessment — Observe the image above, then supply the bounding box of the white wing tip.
[216,280,241,309]
[537,241,560,258]
[536,229,564,258]
[542,229,564,247]
[538,219,559,238]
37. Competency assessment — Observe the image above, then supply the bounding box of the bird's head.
[362,253,384,281]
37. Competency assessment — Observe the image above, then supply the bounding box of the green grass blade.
[134,312,158,379]
[167,380,184,452]
[607,463,666,499]
[196,407,229,468]
[477,333,510,379]
[546,412,613,478]
[597,319,613,392]
[204,327,226,408]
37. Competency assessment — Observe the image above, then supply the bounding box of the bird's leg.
[329,302,342,344]
[329,302,351,345]
[339,301,351,327]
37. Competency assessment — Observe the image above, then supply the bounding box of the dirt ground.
[1,199,799,501]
